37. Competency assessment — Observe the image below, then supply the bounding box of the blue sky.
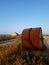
[0,0,49,34]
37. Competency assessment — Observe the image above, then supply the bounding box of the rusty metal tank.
[22,27,44,50]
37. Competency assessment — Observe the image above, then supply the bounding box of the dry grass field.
[0,35,49,65]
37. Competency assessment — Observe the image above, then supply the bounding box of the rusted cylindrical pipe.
[22,27,44,50]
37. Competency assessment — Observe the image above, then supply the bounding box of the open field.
[0,35,22,65]
[0,35,49,65]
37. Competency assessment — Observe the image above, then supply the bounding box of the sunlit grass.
[0,35,49,65]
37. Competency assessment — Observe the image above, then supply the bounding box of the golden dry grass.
[0,35,49,65]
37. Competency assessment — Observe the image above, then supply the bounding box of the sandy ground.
[43,35,49,49]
